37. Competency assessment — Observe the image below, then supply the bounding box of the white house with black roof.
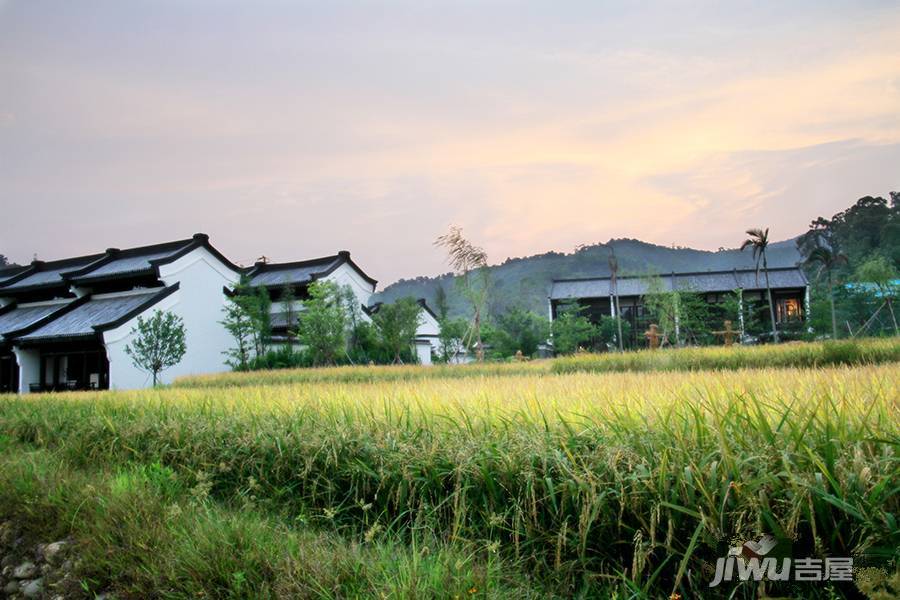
[243,251,379,344]
[0,234,243,392]
[245,254,443,364]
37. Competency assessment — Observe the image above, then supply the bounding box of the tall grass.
[2,365,897,597]
[173,338,900,389]
[553,338,900,375]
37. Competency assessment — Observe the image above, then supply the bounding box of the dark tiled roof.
[70,245,191,281]
[550,268,807,300]
[0,255,105,291]
[248,256,342,287]
[16,286,177,342]
[0,266,28,283]
[0,234,240,293]
[245,250,377,288]
[0,300,72,338]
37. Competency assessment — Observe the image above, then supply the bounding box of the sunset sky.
[1,1,898,285]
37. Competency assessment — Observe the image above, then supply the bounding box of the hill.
[376,237,801,318]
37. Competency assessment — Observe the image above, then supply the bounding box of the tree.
[434,283,449,321]
[220,276,263,370]
[642,276,711,346]
[251,286,272,357]
[740,228,779,343]
[605,245,624,351]
[492,307,549,357]
[550,311,596,355]
[804,245,848,339]
[855,255,899,335]
[278,284,298,344]
[437,318,468,363]
[372,298,423,363]
[296,280,346,366]
[434,227,490,361]
[125,310,187,386]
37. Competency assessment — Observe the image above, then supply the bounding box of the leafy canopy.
[125,310,187,386]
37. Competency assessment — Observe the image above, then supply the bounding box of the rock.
[3,579,20,594]
[1,553,15,568]
[2,564,13,578]
[0,522,15,546]
[20,577,43,598]
[43,541,69,566]
[13,560,38,579]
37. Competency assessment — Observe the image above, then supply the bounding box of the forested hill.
[376,237,801,319]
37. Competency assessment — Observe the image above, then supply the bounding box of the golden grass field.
[0,342,898,598]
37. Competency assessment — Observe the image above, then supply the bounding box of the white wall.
[13,347,39,394]
[414,340,432,365]
[103,247,240,389]
[322,262,375,309]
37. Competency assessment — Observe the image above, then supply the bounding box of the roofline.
[0,253,107,290]
[246,250,378,289]
[245,254,342,275]
[5,284,179,344]
[2,295,91,340]
[416,298,440,321]
[94,282,181,333]
[61,238,195,279]
[66,233,243,284]
[550,266,805,284]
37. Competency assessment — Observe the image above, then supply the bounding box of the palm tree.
[741,228,779,343]
[804,245,847,339]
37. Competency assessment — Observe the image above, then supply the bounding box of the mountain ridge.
[375,236,802,319]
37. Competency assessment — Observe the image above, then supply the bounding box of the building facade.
[0,234,243,392]
[549,267,810,347]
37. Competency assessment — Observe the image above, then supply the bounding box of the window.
[776,298,802,322]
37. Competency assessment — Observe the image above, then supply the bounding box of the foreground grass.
[0,444,541,599]
[2,365,897,597]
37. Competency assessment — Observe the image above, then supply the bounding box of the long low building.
[549,267,809,346]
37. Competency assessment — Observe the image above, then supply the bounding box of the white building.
[0,234,243,392]
[0,237,440,392]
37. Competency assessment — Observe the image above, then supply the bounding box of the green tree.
[278,284,298,344]
[596,316,631,350]
[740,228,779,343]
[437,318,468,363]
[296,280,346,366]
[434,283,449,321]
[434,227,490,361]
[221,277,257,370]
[804,245,848,339]
[372,298,423,363]
[125,310,187,386]
[855,255,899,335]
[551,311,596,355]
[492,307,549,357]
[251,286,272,357]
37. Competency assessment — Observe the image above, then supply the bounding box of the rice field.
[1,359,898,598]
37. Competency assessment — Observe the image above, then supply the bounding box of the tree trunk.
[152,370,158,386]
[763,253,778,343]
[828,272,837,339]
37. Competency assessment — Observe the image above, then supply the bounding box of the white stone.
[13,561,38,579]
[21,577,44,598]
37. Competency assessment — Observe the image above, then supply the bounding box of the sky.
[1,1,899,286]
